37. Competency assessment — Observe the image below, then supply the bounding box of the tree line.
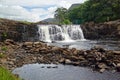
[54,0,120,24]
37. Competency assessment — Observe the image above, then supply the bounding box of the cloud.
[0,4,40,22]
[0,0,86,22]
[0,0,85,7]
[30,6,57,20]
[0,0,58,7]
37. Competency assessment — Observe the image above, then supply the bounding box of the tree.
[54,7,71,24]
[67,0,120,24]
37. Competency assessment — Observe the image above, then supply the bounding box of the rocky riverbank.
[81,20,120,40]
[0,39,120,73]
[0,18,38,41]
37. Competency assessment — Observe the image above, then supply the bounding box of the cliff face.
[0,18,120,41]
[0,18,38,41]
[81,20,120,40]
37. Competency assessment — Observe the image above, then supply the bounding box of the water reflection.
[13,64,120,80]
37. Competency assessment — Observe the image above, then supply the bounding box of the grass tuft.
[0,67,20,80]
[1,46,8,51]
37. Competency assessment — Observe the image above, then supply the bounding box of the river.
[13,63,120,80]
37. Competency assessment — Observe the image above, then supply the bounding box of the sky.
[0,0,85,22]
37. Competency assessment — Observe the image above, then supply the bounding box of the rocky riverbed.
[0,39,120,73]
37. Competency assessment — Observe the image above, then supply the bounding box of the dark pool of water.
[13,64,120,80]
[49,40,120,50]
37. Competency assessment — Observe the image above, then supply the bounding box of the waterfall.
[38,25,51,42]
[67,25,85,41]
[38,25,85,42]
[62,25,73,42]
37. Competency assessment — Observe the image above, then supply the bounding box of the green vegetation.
[0,67,20,80]
[0,46,7,58]
[3,32,7,37]
[0,53,5,58]
[54,7,71,24]
[62,19,72,24]
[55,0,120,24]
[19,21,32,25]
[2,32,7,41]
[1,46,8,51]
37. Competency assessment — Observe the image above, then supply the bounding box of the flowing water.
[37,25,85,42]
[13,64,120,80]
[13,25,120,80]
[37,25,120,50]
[49,40,120,50]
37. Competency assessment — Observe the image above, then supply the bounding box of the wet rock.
[33,42,40,45]
[52,66,58,68]
[10,59,16,62]
[63,45,70,48]
[4,39,15,45]
[0,40,120,72]
[65,59,72,64]
[79,60,89,66]
[51,46,61,51]
[79,56,85,61]
[91,46,106,52]
[97,48,106,52]
[23,42,33,48]
[113,51,120,55]
[71,62,80,66]
[70,56,85,61]
[8,61,14,65]
[37,57,45,63]
[41,66,45,68]
[59,58,65,63]
[97,63,108,69]
[47,66,52,68]
[33,57,37,60]
[62,50,71,55]
[95,52,103,61]
[116,63,120,67]
[76,50,85,55]
[99,68,105,73]
[69,56,79,61]
[112,63,117,67]
[0,59,7,63]
[116,63,120,71]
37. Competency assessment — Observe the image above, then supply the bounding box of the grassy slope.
[0,67,20,80]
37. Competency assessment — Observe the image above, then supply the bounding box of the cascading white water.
[49,25,64,41]
[62,25,73,42]
[67,25,85,40]
[38,25,51,42]
[38,25,85,42]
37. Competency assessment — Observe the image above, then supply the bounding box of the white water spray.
[38,25,85,42]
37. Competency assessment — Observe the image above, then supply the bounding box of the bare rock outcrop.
[0,18,38,41]
[81,20,120,40]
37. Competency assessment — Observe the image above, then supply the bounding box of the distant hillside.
[39,18,59,24]
[38,4,81,24]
